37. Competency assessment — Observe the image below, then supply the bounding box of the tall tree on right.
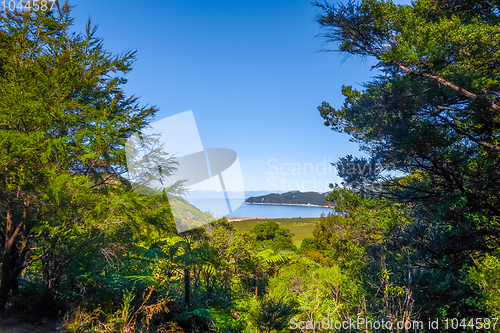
[315,0,500,319]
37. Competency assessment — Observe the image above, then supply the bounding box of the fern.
[256,249,293,265]
[143,247,167,260]
[125,275,157,285]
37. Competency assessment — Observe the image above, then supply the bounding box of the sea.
[186,198,336,219]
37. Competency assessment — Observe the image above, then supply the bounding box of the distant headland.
[245,190,332,207]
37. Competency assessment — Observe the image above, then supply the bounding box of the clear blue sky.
[71,0,410,192]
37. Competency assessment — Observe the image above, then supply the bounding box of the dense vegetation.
[1,0,499,332]
[232,218,318,248]
[314,0,500,328]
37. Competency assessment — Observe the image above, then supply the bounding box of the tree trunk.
[184,267,190,308]
[0,209,25,313]
[0,242,19,312]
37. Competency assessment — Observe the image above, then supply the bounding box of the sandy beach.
[226,217,267,222]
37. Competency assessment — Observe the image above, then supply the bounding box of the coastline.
[226,217,267,222]
[243,202,333,208]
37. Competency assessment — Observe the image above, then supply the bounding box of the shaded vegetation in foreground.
[2,0,500,332]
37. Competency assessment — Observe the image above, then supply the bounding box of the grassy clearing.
[231,217,319,248]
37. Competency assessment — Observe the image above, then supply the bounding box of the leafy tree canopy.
[0,2,174,311]
[250,220,297,251]
[316,0,500,262]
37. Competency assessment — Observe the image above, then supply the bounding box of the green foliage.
[265,257,360,325]
[63,286,171,332]
[302,186,409,270]
[469,252,500,322]
[0,0,169,312]
[315,0,500,260]
[232,217,318,247]
[255,249,294,272]
[334,154,381,190]
[209,305,254,333]
[7,0,500,331]
[315,0,500,321]
[250,220,297,251]
[255,299,298,333]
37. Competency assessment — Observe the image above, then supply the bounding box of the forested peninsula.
[245,190,329,207]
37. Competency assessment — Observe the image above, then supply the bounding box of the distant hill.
[169,196,212,219]
[185,190,283,199]
[245,190,329,206]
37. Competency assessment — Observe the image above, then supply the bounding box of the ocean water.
[186,198,335,219]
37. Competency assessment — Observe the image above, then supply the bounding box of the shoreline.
[243,202,333,208]
[226,217,267,222]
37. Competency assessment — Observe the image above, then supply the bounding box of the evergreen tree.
[315,0,500,318]
[0,2,161,311]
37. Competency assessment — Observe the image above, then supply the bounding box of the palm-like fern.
[255,249,293,266]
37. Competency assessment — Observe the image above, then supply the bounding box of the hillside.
[245,190,329,206]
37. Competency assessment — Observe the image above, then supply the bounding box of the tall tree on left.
[0,1,160,311]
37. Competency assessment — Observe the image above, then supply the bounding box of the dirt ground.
[0,318,62,333]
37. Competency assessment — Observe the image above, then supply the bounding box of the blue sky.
[71,0,410,192]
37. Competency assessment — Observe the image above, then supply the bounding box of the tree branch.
[435,114,500,152]
[397,63,500,112]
